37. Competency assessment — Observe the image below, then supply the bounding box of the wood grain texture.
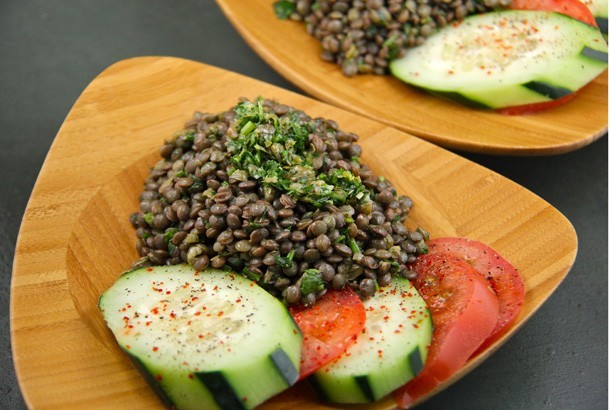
[216,0,608,156]
[11,57,577,409]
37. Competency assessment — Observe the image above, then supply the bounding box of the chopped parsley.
[163,227,179,243]
[227,99,371,208]
[243,267,262,282]
[273,0,296,19]
[299,269,325,296]
[275,249,295,269]
[143,212,154,227]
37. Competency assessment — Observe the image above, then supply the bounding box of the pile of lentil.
[130,98,428,305]
[274,0,512,76]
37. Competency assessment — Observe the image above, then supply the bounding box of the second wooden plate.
[217,0,608,155]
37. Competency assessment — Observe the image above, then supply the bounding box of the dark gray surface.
[1,1,607,409]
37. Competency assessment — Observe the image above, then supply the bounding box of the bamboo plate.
[216,0,608,156]
[11,56,577,409]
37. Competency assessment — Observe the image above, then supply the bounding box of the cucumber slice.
[309,276,432,403]
[390,10,608,109]
[99,265,302,410]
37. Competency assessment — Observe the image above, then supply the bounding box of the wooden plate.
[11,57,577,409]
[216,0,608,156]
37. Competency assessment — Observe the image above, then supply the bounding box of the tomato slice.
[289,287,366,379]
[428,237,525,352]
[510,0,598,26]
[396,254,499,408]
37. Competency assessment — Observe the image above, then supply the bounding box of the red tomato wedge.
[289,287,366,379]
[396,254,499,408]
[497,0,598,115]
[428,237,525,352]
[510,0,598,26]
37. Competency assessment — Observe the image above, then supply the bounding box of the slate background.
[1,1,607,409]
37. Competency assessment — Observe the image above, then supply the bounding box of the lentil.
[275,0,512,76]
[130,98,428,305]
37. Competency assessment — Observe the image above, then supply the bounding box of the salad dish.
[216,0,608,155]
[11,57,577,409]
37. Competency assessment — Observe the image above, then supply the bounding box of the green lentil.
[130,97,428,305]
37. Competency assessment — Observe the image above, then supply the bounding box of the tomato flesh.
[428,237,525,352]
[289,287,366,379]
[396,254,499,408]
[510,0,598,26]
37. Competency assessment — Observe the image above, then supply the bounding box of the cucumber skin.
[123,348,177,409]
[130,347,299,410]
[309,276,432,404]
[596,17,608,35]
[99,266,302,410]
[389,11,609,110]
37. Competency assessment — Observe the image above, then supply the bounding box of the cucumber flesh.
[99,265,302,410]
[390,10,608,109]
[309,276,432,403]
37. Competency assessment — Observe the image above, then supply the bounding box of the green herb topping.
[227,99,371,208]
[273,1,296,19]
[275,249,296,269]
[299,269,325,296]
